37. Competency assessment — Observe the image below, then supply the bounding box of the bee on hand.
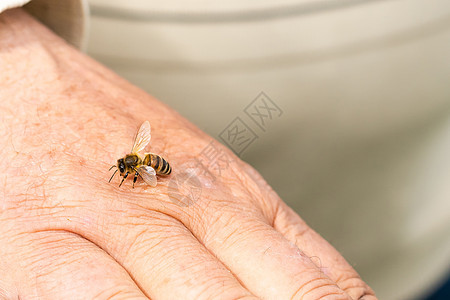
[109,121,171,188]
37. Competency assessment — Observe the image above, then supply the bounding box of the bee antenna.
[109,165,117,171]
[109,169,118,183]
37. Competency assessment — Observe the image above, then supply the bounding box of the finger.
[274,201,377,299]
[187,206,352,300]
[239,160,377,298]
[3,230,147,300]
[90,210,257,300]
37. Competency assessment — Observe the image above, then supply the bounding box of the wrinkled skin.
[0,9,376,300]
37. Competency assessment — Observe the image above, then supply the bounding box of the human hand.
[0,9,376,299]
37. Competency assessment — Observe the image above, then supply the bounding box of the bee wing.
[131,121,151,153]
[137,165,157,187]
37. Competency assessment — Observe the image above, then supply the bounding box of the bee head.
[117,158,125,174]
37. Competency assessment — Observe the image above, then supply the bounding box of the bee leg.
[119,172,129,187]
[132,172,139,188]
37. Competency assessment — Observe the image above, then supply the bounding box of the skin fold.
[0,8,376,300]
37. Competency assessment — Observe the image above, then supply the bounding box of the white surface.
[0,0,30,13]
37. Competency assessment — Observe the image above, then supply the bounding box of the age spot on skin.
[79,157,86,167]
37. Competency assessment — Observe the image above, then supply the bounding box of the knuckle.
[232,296,259,300]
[93,286,146,300]
[119,213,188,263]
[187,275,253,300]
[336,275,376,300]
[291,277,349,300]
[203,213,267,251]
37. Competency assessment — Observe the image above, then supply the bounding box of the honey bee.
[109,121,171,187]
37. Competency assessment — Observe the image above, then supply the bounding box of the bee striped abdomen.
[145,153,172,175]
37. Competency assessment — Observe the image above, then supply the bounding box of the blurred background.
[84,0,450,299]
